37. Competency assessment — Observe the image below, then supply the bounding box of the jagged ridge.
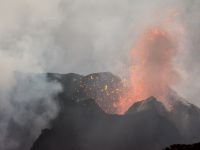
[30,72,200,150]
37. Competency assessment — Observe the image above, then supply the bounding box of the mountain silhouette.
[30,72,200,150]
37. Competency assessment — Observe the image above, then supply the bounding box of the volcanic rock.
[30,72,200,150]
[164,142,200,150]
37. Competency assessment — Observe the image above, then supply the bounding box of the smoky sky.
[0,0,200,149]
[0,0,200,104]
[42,0,200,107]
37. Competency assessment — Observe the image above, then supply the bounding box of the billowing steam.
[0,0,62,149]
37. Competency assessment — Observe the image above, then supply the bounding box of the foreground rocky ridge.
[30,72,200,150]
[164,142,200,150]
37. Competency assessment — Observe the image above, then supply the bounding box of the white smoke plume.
[0,0,62,149]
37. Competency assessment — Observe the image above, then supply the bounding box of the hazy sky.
[0,0,200,104]
[0,1,200,149]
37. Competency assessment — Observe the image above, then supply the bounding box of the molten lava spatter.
[115,27,179,114]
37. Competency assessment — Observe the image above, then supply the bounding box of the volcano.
[30,72,200,150]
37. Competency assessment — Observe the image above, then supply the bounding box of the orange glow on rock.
[115,27,179,114]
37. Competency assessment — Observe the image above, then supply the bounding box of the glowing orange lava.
[116,27,179,114]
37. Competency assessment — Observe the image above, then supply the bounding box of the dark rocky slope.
[30,72,200,150]
[164,142,200,150]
